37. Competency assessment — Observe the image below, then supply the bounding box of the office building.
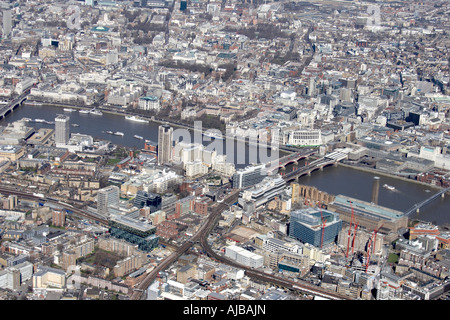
[158,125,173,165]
[225,245,264,269]
[109,214,159,252]
[3,9,11,39]
[2,195,17,210]
[55,115,70,146]
[289,208,342,248]
[0,268,20,290]
[232,164,266,189]
[139,96,160,111]
[287,129,322,147]
[97,185,120,216]
[133,190,161,212]
[238,175,286,208]
[32,266,66,290]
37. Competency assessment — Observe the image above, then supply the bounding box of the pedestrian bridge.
[404,186,450,216]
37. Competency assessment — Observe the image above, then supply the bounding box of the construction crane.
[351,220,359,255]
[365,224,383,273]
[346,205,355,258]
[372,224,383,255]
[319,207,326,249]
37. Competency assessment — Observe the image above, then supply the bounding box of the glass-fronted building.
[133,190,162,212]
[289,208,342,248]
[109,215,159,252]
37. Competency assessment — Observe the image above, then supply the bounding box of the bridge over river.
[404,186,450,216]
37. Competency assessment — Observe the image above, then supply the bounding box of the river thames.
[2,103,449,226]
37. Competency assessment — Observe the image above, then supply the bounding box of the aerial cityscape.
[0,0,448,305]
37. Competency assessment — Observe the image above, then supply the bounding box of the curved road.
[130,187,348,300]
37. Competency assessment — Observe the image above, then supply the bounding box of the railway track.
[0,185,347,300]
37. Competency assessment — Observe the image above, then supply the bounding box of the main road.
[130,184,348,300]
[129,189,240,300]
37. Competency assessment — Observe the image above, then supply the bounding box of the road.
[129,189,240,300]
[0,176,348,300]
[130,184,347,300]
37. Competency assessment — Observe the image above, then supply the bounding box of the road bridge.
[0,90,30,120]
[282,150,349,182]
[266,149,316,174]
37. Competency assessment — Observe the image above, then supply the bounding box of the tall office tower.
[157,125,173,165]
[3,9,11,39]
[371,176,380,204]
[55,115,70,146]
[97,185,120,216]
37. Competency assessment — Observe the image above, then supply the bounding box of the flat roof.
[332,195,404,220]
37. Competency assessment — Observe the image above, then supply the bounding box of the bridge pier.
[442,193,445,198]
[319,166,323,171]
[416,208,420,213]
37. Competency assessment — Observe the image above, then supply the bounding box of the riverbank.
[338,162,443,191]
[28,101,292,155]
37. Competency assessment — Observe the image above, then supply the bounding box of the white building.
[225,245,264,269]
[212,154,235,177]
[139,96,161,111]
[15,78,35,95]
[184,160,209,177]
[409,146,450,170]
[288,129,322,146]
[239,175,286,208]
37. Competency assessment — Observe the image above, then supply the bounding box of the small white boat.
[383,184,395,191]
[64,108,75,112]
[34,119,46,123]
[125,115,149,123]
[114,132,124,136]
[106,131,113,134]
[71,124,80,127]
[28,101,43,106]
[134,135,143,140]
[90,109,103,116]
[79,109,90,114]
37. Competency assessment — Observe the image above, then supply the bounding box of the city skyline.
[0,0,448,306]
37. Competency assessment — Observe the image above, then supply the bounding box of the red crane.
[346,205,355,258]
[372,224,383,255]
[319,207,326,249]
[365,224,383,273]
[351,220,359,255]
